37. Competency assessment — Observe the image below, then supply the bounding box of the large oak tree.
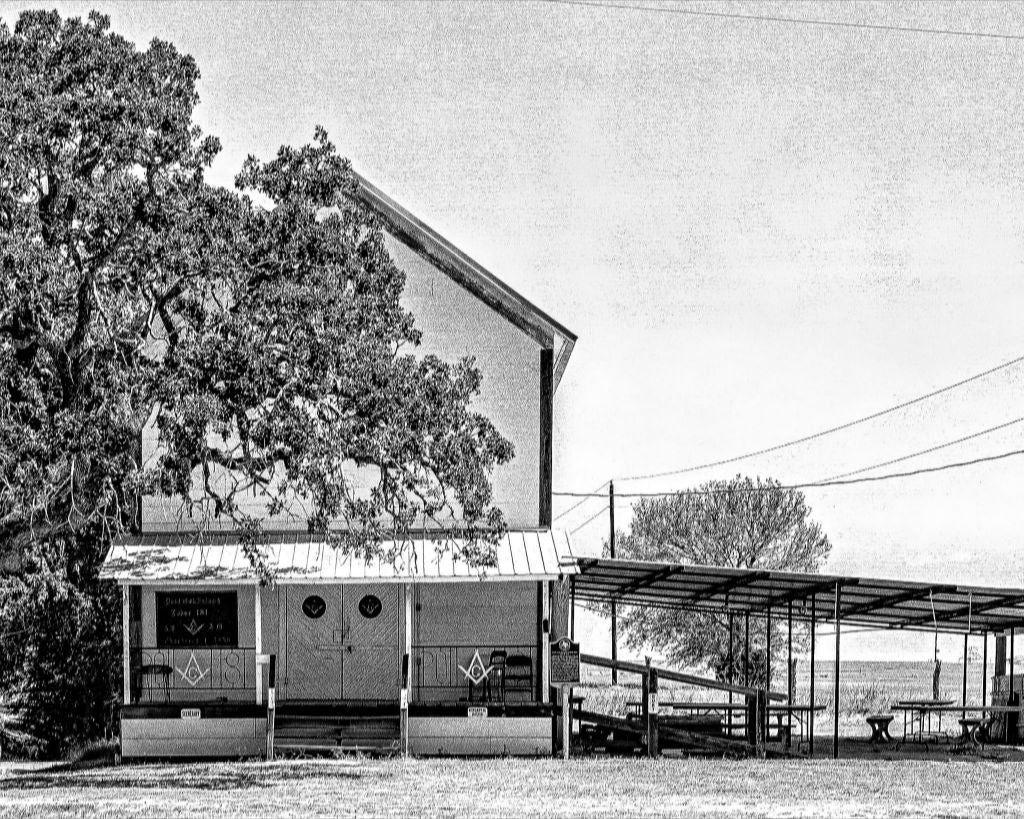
[0,10,512,753]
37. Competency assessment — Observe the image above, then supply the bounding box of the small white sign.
[467,706,488,720]
[180,708,202,720]
[267,690,276,709]
[400,689,408,710]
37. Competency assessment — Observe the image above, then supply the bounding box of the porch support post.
[402,583,412,757]
[122,585,131,705]
[833,582,841,760]
[570,576,576,641]
[541,581,551,703]
[255,584,263,706]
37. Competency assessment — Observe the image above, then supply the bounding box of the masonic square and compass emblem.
[457,650,493,686]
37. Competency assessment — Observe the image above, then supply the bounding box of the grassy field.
[3,757,1024,818]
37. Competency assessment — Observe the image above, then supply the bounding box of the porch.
[101,530,577,758]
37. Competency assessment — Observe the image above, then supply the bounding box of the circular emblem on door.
[302,594,326,619]
[358,594,382,619]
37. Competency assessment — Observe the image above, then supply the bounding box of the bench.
[866,714,894,743]
[957,716,995,746]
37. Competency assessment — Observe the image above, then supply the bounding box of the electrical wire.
[813,417,1024,482]
[612,352,1024,482]
[545,0,1024,41]
[553,479,609,523]
[570,503,610,535]
[555,446,1024,498]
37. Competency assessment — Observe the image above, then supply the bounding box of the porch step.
[273,713,400,754]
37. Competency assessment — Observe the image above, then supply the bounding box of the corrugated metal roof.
[572,558,1024,634]
[100,530,576,584]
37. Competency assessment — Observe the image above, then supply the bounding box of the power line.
[814,417,1024,483]
[555,447,1024,498]
[614,352,1024,482]
[553,479,609,523]
[546,0,1024,41]
[570,503,610,535]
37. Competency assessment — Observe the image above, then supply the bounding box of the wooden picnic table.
[892,700,955,742]
[901,704,1024,744]
[767,703,826,747]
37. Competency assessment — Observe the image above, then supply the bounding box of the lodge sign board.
[549,637,580,685]
[156,591,238,647]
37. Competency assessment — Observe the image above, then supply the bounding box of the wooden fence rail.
[580,653,787,702]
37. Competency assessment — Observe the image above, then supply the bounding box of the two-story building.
[100,174,578,758]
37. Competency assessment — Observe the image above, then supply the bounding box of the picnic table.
[892,700,956,743]
[896,704,1024,745]
[768,703,826,747]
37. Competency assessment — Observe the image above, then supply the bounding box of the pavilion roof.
[571,558,1024,634]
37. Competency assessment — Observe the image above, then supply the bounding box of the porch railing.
[131,646,257,703]
[412,644,538,703]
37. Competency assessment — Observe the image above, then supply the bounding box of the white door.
[342,584,401,701]
[284,585,346,700]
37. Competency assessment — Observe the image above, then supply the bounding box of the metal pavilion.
[570,558,1024,757]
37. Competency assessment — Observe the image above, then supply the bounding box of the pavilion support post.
[754,689,767,758]
[809,596,816,756]
[766,605,772,694]
[1012,628,1018,745]
[727,612,734,736]
[641,662,650,754]
[983,632,988,706]
[962,633,969,719]
[787,601,793,749]
[609,481,617,685]
[833,582,841,760]
[744,613,750,688]
[1011,629,1016,705]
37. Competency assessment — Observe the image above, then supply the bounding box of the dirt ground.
[3,756,1024,818]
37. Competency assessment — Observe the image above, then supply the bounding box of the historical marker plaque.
[549,637,580,685]
[156,591,238,647]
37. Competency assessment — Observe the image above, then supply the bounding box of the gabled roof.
[100,529,577,584]
[354,173,576,389]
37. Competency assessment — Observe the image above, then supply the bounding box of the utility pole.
[610,480,618,685]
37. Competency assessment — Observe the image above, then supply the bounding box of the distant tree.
[614,476,831,686]
[0,9,512,753]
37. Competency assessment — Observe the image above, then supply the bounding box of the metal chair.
[504,655,533,703]
[139,664,172,703]
[487,650,507,702]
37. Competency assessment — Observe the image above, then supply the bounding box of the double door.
[283,584,400,701]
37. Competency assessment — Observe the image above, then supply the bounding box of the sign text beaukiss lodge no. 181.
[156,591,238,647]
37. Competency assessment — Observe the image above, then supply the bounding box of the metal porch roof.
[572,558,1024,634]
[100,530,576,584]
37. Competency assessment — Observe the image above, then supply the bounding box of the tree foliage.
[0,9,513,753]
[614,476,831,684]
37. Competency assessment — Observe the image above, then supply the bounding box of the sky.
[5,0,1024,662]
